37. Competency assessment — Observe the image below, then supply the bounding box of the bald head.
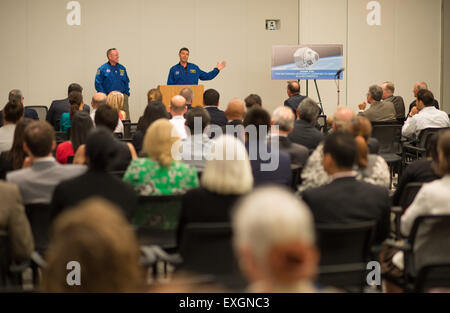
[170,95,187,116]
[179,88,193,104]
[91,92,107,109]
[287,81,300,97]
[332,106,355,131]
[225,98,245,121]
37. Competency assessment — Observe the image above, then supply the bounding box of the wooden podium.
[158,85,204,111]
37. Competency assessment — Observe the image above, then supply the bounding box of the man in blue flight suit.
[167,47,226,85]
[95,48,131,119]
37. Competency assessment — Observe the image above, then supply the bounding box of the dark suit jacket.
[205,106,227,127]
[221,120,244,139]
[385,95,405,119]
[409,99,440,114]
[288,119,323,150]
[177,187,241,245]
[246,140,291,187]
[270,135,309,168]
[46,98,90,129]
[302,176,391,244]
[50,170,137,221]
[284,94,307,115]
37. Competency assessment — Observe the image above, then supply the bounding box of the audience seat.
[177,222,246,291]
[316,221,376,292]
[25,106,48,121]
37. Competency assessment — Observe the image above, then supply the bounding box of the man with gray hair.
[288,97,323,150]
[381,81,405,122]
[358,85,396,122]
[179,87,194,111]
[271,106,309,167]
[0,90,38,127]
[232,186,321,292]
[408,81,439,115]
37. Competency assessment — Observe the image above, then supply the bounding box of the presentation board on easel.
[271,44,343,80]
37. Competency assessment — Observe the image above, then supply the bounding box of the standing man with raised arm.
[167,47,226,85]
[95,48,131,119]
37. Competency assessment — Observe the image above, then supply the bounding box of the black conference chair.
[402,127,450,166]
[315,221,376,292]
[122,120,132,139]
[398,182,423,212]
[384,215,450,291]
[371,123,403,188]
[415,263,450,292]
[25,106,48,121]
[132,195,184,250]
[177,222,246,291]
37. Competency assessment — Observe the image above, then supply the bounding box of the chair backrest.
[55,131,68,144]
[0,233,12,287]
[130,123,138,136]
[25,106,48,121]
[371,124,403,154]
[316,115,328,134]
[178,222,245,290]
[122,120,131,139]
[133,195,183,230]
[290,165,302,190]
[406,215,450,274]
[25,203,53,254]
[417,127,450,149]
[113,132,123,139]
[415,263,450,292]
[399,182,423,211]
[316,221,376,266]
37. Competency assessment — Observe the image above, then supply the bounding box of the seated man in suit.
[204,88,227,128]
[243,107,291,187]
[223,98,245,140]
[302,131,391,244]
[402,89,450,139]
[46,83,91,130]
[7,121,87,205]
[288,97,323,150]
[408,81,439,115]
[270,106,309,168]
[381,81,405,123]
[358,85,396,122]
[284,81,307,116]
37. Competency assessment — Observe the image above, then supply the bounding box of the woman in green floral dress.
[123,119,198,195]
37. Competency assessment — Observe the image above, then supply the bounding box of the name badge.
[190,69,196,74]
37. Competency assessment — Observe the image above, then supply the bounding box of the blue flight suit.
[95,62,130,96]
[167,62,219,85]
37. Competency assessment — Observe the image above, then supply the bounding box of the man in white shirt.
[0,101,23,152]
[402,89,450,139]
[169,95,188,139]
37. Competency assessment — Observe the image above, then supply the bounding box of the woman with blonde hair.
[123,118,198,195]
[41,198,145,292]
[107,91,126,120]
[177,135,253,244]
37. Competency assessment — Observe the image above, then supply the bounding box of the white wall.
[0,0,445,122]
[300,0,442,116]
